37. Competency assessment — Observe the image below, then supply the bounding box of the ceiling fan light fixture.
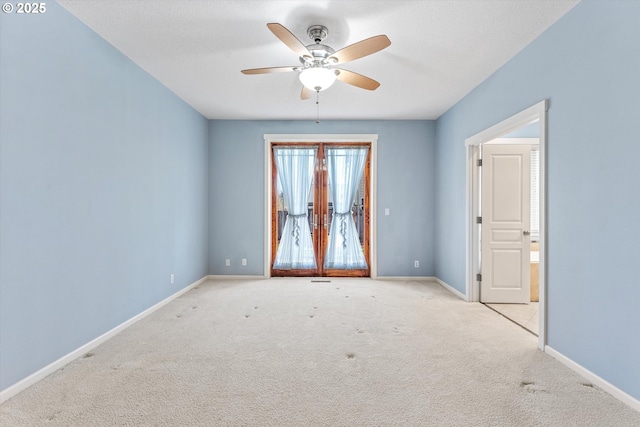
[299,67,336,91]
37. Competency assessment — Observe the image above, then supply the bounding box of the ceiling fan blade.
[241,66,298,75]
[335,69,381,91]
[329,35,391,64]
[267,23,312,60]
[301,86,314,100]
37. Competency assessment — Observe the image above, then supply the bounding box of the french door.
[271,142,370,277]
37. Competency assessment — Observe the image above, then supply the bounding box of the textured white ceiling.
[57,0,579,120]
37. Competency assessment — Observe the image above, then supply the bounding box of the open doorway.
[482,132,540,335]
[465,100,547,350]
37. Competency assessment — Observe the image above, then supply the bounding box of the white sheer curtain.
[324,147,368,269]
[273,147,317,270]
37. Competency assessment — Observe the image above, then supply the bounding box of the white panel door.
[480,144,531,303]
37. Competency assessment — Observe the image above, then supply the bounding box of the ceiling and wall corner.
[57,0,579,121]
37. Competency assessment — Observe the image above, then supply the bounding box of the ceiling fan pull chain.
[316,90,320,124]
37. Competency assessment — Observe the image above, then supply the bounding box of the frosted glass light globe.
[299,67,336,91]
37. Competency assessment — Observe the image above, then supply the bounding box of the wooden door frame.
[269,142,320,277]
[465,100,547,350]
[264,134,378,279]
[321,142,371,277]
[269,142,370,277]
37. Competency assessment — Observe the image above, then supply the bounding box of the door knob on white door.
[523,230,531,236]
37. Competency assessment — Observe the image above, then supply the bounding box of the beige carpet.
[1,278,639,426]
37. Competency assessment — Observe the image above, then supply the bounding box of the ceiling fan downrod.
[307,25,328,44]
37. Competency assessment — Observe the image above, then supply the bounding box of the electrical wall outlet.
[225,259,230,267]
[414,260,419,268]
[241,258,247,266]
[170,274,174,284]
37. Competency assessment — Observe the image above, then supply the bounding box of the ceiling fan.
[241,23,391,100]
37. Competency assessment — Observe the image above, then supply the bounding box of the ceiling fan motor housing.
[300,25,336,67]
[301,44,335,64]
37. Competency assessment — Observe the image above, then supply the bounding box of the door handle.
[323,214,328,229]
[523,230,530,236]
[314,214,318,230]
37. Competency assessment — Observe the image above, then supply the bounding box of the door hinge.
[477,159,482,167]
[476,216,482,224]
[476,273,482,282]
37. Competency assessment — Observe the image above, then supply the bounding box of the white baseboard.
[208,276,435,281]
[545,346,640,413]
[434,277,467,301]
[0,276,209,404]
[376,276,436,281]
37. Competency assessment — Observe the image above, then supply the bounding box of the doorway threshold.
[483,302,539,337]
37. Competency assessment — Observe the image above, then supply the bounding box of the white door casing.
[480,144,531,303]
[465,99,547,350]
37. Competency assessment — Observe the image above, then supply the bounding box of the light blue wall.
[209,120,436,277]
[435,0,640,400]
[0,3,209,390]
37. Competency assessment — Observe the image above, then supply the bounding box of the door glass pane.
[324,147,368,269]
[326,172,365,248]
[273,147,317,270]
[276,173,286,243]
[276,161,317,248]
[355,173,365,247]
